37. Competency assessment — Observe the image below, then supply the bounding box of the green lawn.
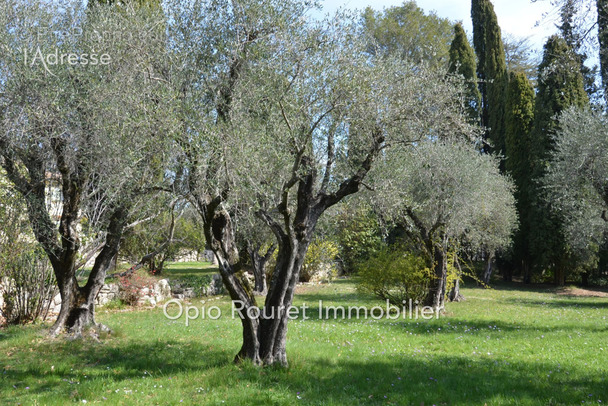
[160,261,218,279]
[1,265,607,405]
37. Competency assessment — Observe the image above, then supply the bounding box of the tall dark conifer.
[504,71,535,281]
[449,23,481,123]
[557,0,598,101]
[529,35,588,285]
[598,0,608,103]
[471,0,507,158]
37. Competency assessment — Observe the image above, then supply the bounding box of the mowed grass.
[1,264,607,405]
[160,261,218,279]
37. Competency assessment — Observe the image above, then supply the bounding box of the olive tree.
[164,0,315,366]
[544,107,608,254]
[0,0,174,336]
[164,0,468,366]
[372,139,517,310]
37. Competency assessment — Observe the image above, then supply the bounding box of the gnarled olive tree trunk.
[1,135,130,337]
[191,194,262,364]
[48,206,127,338]
[257,239,311,365]
[403,209,448,312]
[192,189,319,367]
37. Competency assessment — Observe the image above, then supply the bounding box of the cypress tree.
[531,35,588,162]
[504,71,535,281]
[448,23,481,123]
[557,0,598,101]
[558,0,577,47]
[598,0,608,103]
[528,35,588,285]
[471,0,507,158]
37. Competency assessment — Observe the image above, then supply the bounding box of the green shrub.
[266,239,340,283]
[356,248,431,306]
[335,208,383,274]
[300,240,339,282]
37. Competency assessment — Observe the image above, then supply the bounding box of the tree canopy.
[528,34,589,283]
[371,137,517,309]
[362,1,453,67]
[504,71,535,280]
[0,0,175,335]
[545,107,608,253]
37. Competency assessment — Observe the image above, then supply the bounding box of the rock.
[0,277,13,314]
[39,291,61,317]
[173,249,200,262]
[154,279,171,302]
[212,274,224,294]
[243,272,255,290]
[168,274,225,299]
[95,283,119,306]
[137,295,156,307]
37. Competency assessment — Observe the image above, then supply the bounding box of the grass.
[159,261,220,297]
[101,260,217,287]
[160,261,218,279]
[1,263,607,405]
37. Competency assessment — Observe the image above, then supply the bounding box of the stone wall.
[1,275,225,325]
[171,249,219,266]
[96,284,120,306]
[133,279,172,307]
[172,250,200,263]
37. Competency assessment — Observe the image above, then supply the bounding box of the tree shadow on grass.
[2,330,607,405]
[502,297,608,309]
[0,336,233,402]
[285,307,608,336]
[463,280,561,294]
[294,291,378,307]
[224,354,608,405]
